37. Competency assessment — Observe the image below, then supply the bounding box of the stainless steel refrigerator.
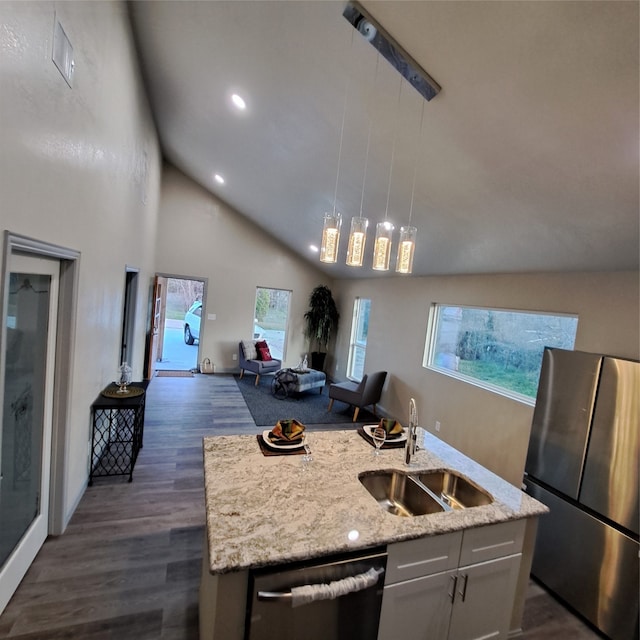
[522,347,639,640]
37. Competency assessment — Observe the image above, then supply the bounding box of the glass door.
[0,253,59,613]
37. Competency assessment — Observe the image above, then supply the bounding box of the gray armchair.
[238,341,281,386]
[327,371,388,422]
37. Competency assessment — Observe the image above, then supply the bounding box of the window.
[254,287,291,360]
[347,298,371,381]
[424,304,578,402]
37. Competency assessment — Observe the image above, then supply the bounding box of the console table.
[89,381,149,484]
[271,368,326,399]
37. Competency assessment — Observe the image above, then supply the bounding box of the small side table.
[89,381,149,484]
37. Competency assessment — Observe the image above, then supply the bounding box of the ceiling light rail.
[342,1,441,102]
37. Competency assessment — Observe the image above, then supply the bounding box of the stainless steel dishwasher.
[245,547,387,640]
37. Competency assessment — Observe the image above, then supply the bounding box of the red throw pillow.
[255,341,272,361]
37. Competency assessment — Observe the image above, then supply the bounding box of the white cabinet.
[378,520,525,640]
[447,553,522,640]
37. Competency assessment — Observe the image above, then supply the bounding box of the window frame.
[347,297,371,382]
[423,303,579,405]
[253,287,291,361]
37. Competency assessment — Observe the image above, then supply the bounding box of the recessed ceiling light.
[309,245,319,253]
[214,174,225,184]
[231,93,246,110]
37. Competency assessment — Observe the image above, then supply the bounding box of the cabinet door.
[448,555,521,640]
[377,571,454,640]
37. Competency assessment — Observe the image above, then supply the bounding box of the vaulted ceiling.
[129,1,639,279]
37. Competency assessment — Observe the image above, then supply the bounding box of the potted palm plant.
[303,285,339,371]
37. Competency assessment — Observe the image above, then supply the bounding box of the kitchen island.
[200,429,547,639]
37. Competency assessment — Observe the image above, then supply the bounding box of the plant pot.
[310,352,326,372]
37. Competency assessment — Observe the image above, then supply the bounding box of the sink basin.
[359,469,493,517]
[415,470,493,509]
[359,471,445,517]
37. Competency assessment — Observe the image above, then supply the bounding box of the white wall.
[334,271,639,485]
[0,1,160,526]
[155,164,334,372]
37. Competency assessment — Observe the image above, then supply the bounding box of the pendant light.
[396,98,425,274]
[346,216,368,266]
[320,211,342,264]
[372,220,394,271]
[396,225,417,274]
[320,30,354,264]
[320,93,346,264]
[346,54,380,267]
[373,76,403,271]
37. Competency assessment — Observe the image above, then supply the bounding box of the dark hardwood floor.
[0,374,603,638]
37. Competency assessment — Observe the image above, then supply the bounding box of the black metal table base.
[89,381,148,485]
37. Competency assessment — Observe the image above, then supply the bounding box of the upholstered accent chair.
[238,341,281,386]
[327,371,388,422]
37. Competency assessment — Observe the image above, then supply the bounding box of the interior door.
[0,253,59,614]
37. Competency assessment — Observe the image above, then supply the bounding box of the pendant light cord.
[408,99,426,223]
[332,28,355,215]
[384,76,404,220]
[359,54,380,217]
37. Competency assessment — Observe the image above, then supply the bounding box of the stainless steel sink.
[358,471,445,517]
[359,469,493,517]
[415,470,493,509]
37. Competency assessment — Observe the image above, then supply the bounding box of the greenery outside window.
[347,298,371,381]
[424,304,578,402]
[254,287,291,361]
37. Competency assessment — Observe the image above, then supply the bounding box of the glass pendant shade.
[320,212,342,263]
[346,217,368,267]
[396,226,417,274]
[372,221,394,271]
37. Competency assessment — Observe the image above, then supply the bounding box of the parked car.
[184,301,202,345]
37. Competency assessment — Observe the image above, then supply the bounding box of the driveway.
[156,319,198,370]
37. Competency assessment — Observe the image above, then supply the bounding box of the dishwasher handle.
[257,567,384,607]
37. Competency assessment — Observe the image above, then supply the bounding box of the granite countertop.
[202,429,548,575]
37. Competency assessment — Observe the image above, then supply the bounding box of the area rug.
[234,374,378,427]
[156,370,194,377]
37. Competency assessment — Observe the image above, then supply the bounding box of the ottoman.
[272,368,326,398]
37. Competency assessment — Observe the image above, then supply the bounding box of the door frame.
[0,232,79,537]
[145,272,208,378]
[120,267,139,368]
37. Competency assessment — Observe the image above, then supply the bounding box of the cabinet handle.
[448,575,458,603]
[458,574,468,602]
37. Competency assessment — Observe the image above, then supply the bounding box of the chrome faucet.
[405,398,419,465]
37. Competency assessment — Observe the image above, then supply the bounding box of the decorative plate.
[363,425,407,443]
[262,430,306,450]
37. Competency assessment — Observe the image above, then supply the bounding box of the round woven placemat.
[101,385,145,399]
